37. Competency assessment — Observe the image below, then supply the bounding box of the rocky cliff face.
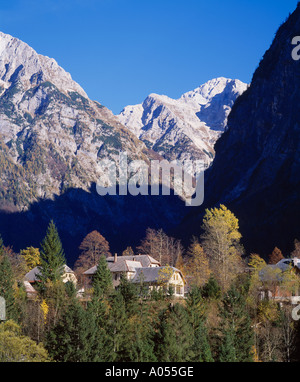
[0,31,150,210]
[118,78,247,166]
[0,32,186,261]
[185,5,300,256]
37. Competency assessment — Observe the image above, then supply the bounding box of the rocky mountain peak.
[0,31,87,98]
[118,78,247,165]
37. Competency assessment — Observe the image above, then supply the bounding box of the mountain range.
[118,78,247,166]
[2,0,298,264]
[0,31,187,262]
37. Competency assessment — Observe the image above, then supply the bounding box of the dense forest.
[0,205,300,362]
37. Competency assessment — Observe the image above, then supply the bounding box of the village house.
[24,264,77,298]
[259,257,300,303]
[83,254,160,288]
[83,254,185,298]
[131,266,185,298]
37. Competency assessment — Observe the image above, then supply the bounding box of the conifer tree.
[193,321,214,362]
[201,275,221,300]
[156,303,194,362]
[120,281,157,362]
[93,255,113,297]
[46,297,101,362]
[39,221,66,286]
[217,286,254,362]
[219,328,237,362]
[118,274,139,317]
[186,286,213,362]
[87,295,112,361]
[88,263,113,362]
[107,292,128,361]
[122,297,157,362]
[126,322,156,362]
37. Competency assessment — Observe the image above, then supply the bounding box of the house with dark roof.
[25,265,77,285]
[83,254,185,297]
[258,257,300,303]
[83,254,160,288]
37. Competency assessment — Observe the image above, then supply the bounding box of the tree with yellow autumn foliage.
[184,238,211,287]
[20,247,41,271]
[201,205,244,290]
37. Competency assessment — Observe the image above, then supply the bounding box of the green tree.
[39,221,66,287]
[186,286,213,362]
[87,295,112,361]
[107,292,128,361]
[217,286,254,362]
[93,255,113,297]
[201,275,221,300]
[46,298,101,362]
[219,328,237,362]
[118,274,139,317]
[0,242,18,321]
[155,303,194,362]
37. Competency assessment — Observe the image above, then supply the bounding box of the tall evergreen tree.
[186,286,213,362]
[39,221,66,287]
[87,295,112,361]
[46,297,102,362]
[124,312,157,362]
[122,288,156,362]
[107,292,128,361]
[93,255,113,297]
[155,303,194,362]
[217,285,254,362]
[118,274,139,317]
[219,328,237,362]
[201,275,221,300]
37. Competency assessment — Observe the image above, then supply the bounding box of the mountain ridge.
[0,30,188,261]
[180,4,300,256]
[118,77,248,166]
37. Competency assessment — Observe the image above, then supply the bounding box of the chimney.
[114,253,118,263]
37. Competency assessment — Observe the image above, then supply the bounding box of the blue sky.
[0,0,298,114]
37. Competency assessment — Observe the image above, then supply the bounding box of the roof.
[131,266,184,284]
[106,255,160,268]
[259,258,298,282]
[84,255,160,275]
[25,267,41,282]
[25,264,74,282]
